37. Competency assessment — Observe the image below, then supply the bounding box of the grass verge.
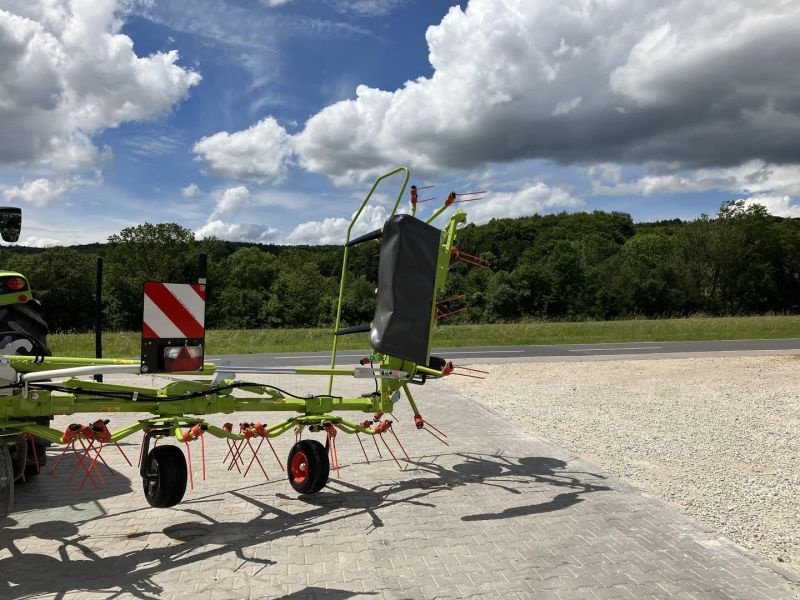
[48,315,800,357]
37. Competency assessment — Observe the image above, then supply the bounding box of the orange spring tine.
[455,190,486,196]
[76,452,99,491]
[266,438,284,471]
[451,372,486,379]
[423,427,449,447]
[372,435,383,458]
[114,442,132,467]
[201,434,206,481]
[94,443,115,477]
[69,439,98,482]
[79,442,106,491]
[50,441,73,475]
[243,438,269,480]
[185,441,194,491]
[226,440,242,473]
[356,433,370,464]
[379,434,403,470]
[389,427,411,462]
[28,437,40,474]
[243,437,265,478]
[222,438,236,464]
[328,436,340,479]
[424,420,448,438]
[455,366,489,374]
[226,439,243,471]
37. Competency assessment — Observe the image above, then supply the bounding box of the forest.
[1,200,799,333]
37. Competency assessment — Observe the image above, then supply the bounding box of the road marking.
[441,350,525,355]
[273,353,365,360]
[569,347,662,352]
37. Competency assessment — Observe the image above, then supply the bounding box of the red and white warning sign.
[143,282,206,339]
[141,282,206,373]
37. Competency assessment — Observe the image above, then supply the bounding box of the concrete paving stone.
[4,381,799,599]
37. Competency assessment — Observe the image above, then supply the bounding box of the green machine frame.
[0,167,471,513]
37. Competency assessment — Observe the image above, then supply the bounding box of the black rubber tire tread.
[1,444,14,519]
[0,301,52,481]
[142,445,188,508]
[287,439,329,495]
[0,301,52,356]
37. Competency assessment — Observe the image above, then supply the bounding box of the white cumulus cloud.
[181,183,200,198]
[19,235,63,248]
[193,117,292,183]
[286,0,800,183]
[0,0,201,172]
[591,161,800,199]
[464,182,584,225]
[212,186,251,217]
[286,203,388,245]
[741,195,800,218]
[3,177,75,207]
[195,220,280,243]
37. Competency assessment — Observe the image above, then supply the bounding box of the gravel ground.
[446,355,800,577]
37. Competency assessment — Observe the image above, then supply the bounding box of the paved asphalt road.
[209,337,800,367]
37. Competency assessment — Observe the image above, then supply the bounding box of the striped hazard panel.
[143,282,206,340]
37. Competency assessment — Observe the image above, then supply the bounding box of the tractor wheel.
[1,444,14,519]
[0,301,52,357]
[0,301,53,480]
[142,445,188,508]
[287,439,329,495]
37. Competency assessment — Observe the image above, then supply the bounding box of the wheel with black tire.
[1,443,14,519]
[0,300,52,357]
[142,445,188,508]
[0,300,53,480]
[287,439,329,494]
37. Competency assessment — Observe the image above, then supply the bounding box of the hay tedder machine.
[0,168,490,518]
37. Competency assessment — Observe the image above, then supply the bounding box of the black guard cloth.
[369,214,441,365]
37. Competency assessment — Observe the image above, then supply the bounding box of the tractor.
[0,207,52,509]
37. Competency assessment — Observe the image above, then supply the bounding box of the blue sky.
[1,0,799,246]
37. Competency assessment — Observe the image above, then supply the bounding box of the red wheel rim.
[290,451,309,483]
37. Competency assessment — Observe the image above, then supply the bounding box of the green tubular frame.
[328,167,410,394]
[0,166,467,454]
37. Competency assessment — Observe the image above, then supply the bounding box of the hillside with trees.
[1,200,798,333]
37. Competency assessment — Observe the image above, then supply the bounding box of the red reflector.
[5,277,26,291]
[18,294,28,302]
[163,345,203,372]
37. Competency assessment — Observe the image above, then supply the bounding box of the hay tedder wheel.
[287,439,329,495]
[142,445,188,508]
[1,443,14,519]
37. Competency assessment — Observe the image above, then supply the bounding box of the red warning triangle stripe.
[145,282,205,339]
[142,322,158,340]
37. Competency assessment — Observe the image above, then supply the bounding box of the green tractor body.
[0,271,35,307]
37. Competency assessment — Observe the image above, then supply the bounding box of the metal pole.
[94,257,103,383]
[198,253,207,285]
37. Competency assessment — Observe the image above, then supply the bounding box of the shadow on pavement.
[0,452,609,599]
[9,445,135,516]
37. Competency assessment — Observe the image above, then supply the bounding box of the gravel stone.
[446,355,800,578]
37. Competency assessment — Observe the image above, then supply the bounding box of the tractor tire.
[1,444,13,519]
[0,300,52,357]
[142,445,188,508]
[287,439,329,495]
[0,300,52,480]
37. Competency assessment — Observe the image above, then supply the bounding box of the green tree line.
[1,200,799,333]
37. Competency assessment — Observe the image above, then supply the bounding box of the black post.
[198,253,207,284]
[94,257,103,383]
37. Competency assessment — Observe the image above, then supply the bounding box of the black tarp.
[369,214,441,365]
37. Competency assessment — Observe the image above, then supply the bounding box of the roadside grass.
[48,315,800,357]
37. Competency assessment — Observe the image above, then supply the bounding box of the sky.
[1,0,799,247]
